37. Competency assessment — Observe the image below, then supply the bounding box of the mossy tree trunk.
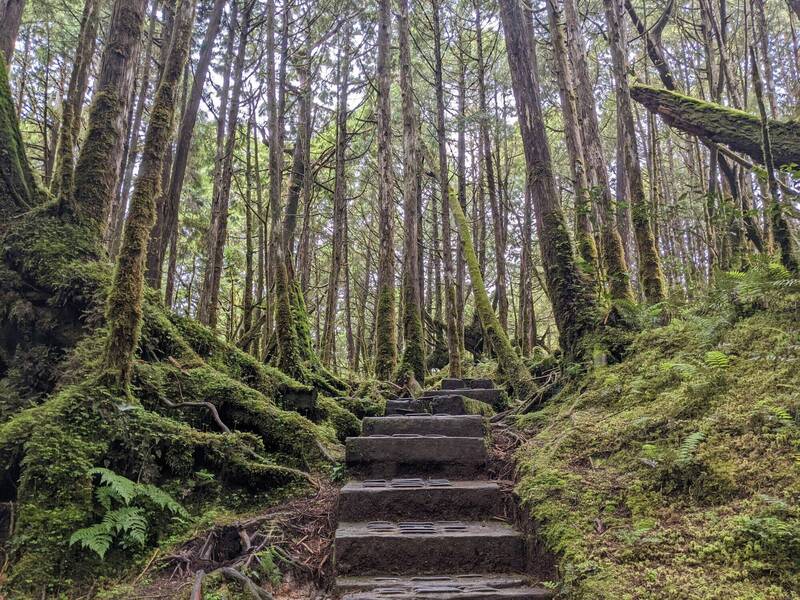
[375,0,397,381]
[398,0,426,382]
[751,48,799,273]
[432,0,462,378]
[604,0,667,305]
[321,25,352,367]
[102,0,195,387]
[563,0,634,303]
[145,0,227,291]
[475,0,509,331]
[51,0,101,204]
[546,0,599,284]
[499,0,599,357]
[449,180,534,399]
[631,84,800,169]
[67,0,148,236]
[0,54,39,221]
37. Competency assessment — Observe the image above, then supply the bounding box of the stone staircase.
[333,378,553,599]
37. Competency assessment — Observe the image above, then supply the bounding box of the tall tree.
[499,0,598,356]
[603,0,667,303]
[0,0,24,63]
[103,0,195,386]
[66,0,148,235]
[432,0,462,377]
[398,0,425,381]
[321,24,352,367]
[197,1,251,329]
[374,0,397,380]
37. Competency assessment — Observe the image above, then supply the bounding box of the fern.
[69,524,114,559]
[70,468,189,559]
[677,431,706,465]
[704,350,730,369]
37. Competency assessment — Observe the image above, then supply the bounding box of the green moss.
[317,395,361,441]
[0,54,41,221]
[514,302,800,598]
[374,285,397,381]
[463,398,495,417]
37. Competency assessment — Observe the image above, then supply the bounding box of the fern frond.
[677,431,706,464]
[704,350,730,368]
[102,507,148,546]
[89,467,137,506]
[138,484,189,517]
[69,523,114,559]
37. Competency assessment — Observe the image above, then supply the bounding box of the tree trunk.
[631,84,800,168]
[321,26,352,367]
[67,0,148,236]
[102,0,194,386]
[563,0,633,302]
[475,0,508,331]
[397,0,425,381]
[604,0,667,304]
[431,0,461,378]
[0,0,25,64]
[198,2,249,329]
[374,0,397,380]
[499,0,598,356]
[546,0,599,283]
[146,0,227,290]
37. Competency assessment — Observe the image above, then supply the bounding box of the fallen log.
[631,84,800,168]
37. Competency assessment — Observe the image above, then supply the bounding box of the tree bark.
[0,0,25,64]
[604,0,667,304]
[67,0,148,236]
[397,0,425,381]
[198,2,250,329]
[499,0,598,356]
[374,0,397,380]
[631,84,800,168]
[102,0,194,386]
[146,0,227,290]
[321,25,352,367]
[563,0,634,302]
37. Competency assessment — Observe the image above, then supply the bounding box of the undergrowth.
[515,263,800,599]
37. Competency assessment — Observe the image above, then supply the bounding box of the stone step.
[363,414,485,437]
[334,521,525,576]
[423,388,503,407]
[337,574,530,594]
[339,574,553,599]
[441,378,495,390]
[345,435,487,478]
[386,395,468,416]
[338,479,501,521]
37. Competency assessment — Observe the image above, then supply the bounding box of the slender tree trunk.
[563,0,634,302]
[397,0,425,381]
[67,0,148,236]
[499,0,598,356]
[546,0,598,283]
[103,0,194,386]
[475,0,508,331]
[322,26,352,366]
[432,0,461,377]
[375,0,397,380]
[198,2,249,329]
[604,0,667,304]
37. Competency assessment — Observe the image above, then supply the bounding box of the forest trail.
[332,379,553,599]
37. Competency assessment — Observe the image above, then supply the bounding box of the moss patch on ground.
[515,281,800,599]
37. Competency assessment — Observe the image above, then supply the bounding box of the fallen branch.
[190,570,205,600]
[219,566,274,600]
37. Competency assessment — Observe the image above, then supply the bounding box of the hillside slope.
[516,268,800,599]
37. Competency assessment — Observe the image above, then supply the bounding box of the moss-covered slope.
[514,278,800,599]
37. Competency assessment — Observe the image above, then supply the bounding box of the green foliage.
[515,299,800,598]
[70,468,188,559]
